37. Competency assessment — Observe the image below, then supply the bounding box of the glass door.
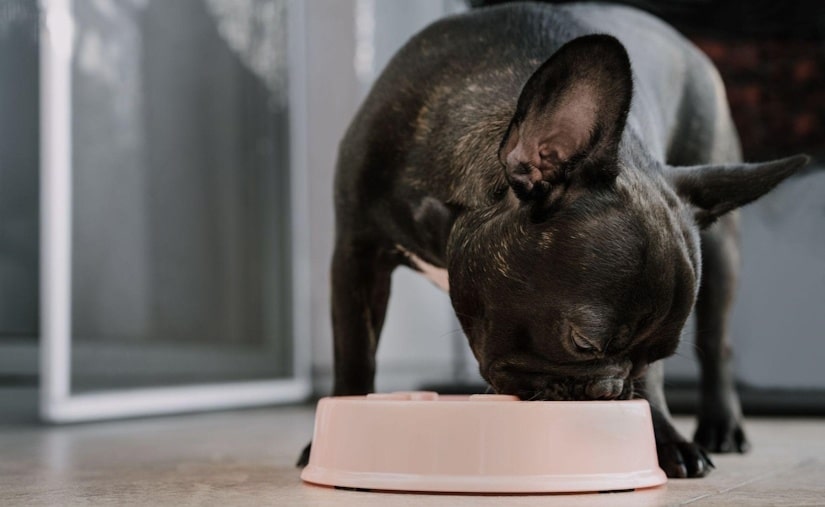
[40,0,310,421]
[0,0,40,422]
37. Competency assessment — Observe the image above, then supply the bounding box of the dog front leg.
[296,239,395,467]
[642,361,714,478]
[331,240,395,396]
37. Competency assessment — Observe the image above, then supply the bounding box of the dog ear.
[668,154,810,228]
[499,34,632,202]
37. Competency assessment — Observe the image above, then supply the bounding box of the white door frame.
[39,0,311,423]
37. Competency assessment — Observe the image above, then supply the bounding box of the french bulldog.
[297,2,808,478]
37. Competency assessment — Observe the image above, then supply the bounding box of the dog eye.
[571,329,597,352]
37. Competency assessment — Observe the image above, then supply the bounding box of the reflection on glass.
[69,0,292,392]
[0,0,39,340]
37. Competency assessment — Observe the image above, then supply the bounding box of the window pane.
[0,0,39,340]
[69,0,292,392]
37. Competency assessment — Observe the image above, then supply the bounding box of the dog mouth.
[486,361,643,401]
[498,378,636,401]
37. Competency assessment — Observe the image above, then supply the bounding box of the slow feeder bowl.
[300,392,667,494]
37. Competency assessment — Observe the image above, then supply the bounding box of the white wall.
[304,0,356,394]
[729,169,825,388]
[663,166,825,388]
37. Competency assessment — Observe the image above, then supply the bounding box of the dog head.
[446,35,808,401]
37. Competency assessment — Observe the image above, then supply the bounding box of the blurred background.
[0,0,823,424]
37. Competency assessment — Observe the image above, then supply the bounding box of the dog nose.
[585,378,624,400]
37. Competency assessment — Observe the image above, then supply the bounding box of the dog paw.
[657,440,715,478]
[694,417,750,454]
[296,442,312,468]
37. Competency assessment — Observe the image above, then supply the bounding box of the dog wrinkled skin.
[296,3,809,478]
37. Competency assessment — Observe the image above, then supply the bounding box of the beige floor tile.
[0,405,823,506]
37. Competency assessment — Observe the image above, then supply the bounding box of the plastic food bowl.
[300,392,667,494]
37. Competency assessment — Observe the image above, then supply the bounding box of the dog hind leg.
[693,216,750,453]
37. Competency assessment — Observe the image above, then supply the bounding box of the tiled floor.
[0,405,823,506]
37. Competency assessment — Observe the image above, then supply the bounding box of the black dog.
[298,2,808,478]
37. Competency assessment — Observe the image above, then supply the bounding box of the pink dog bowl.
[300,392,667,493]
